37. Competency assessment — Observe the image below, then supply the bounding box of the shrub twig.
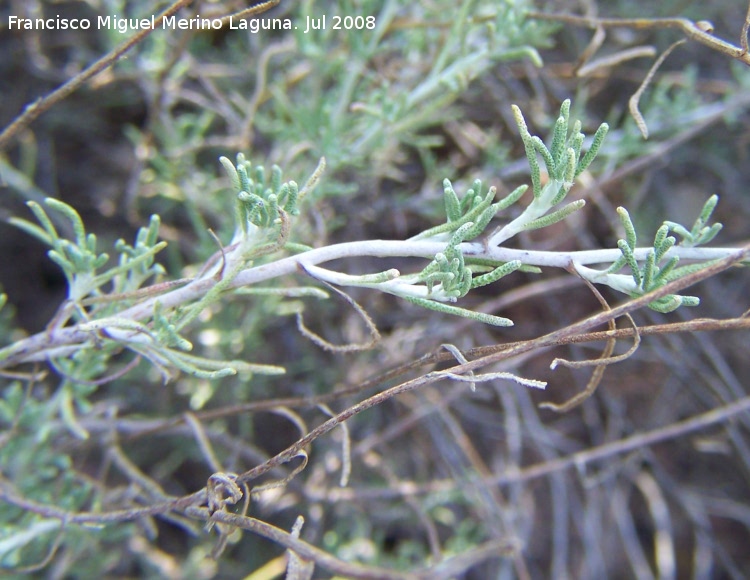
[528,9,750,66]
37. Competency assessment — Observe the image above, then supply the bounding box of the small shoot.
[10,200,168,307]
[153,301,193,352]
[607,207,700,312]
[221,154,319,233]
[111,215,167,295]
[220,154,325,258]
[410,178,526,242]
[10,199,110,301]
[489,99,608,246]
[664,194,723,248]
[406,223,522,305]
[305,222,520,327]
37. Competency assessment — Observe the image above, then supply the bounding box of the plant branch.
[0,239,743,369]
[310,394,750,501]
[202,244,750,488]
[60,311,749,445]
[0,0,193,151]
[527,11,750,66]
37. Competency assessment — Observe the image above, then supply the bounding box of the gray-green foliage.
[271,0,551,175]
[119,0,554,260]
[10,201,165,304]
[609,207,700,312]
[410,179,527,242]
[220,154,300,233]
[400,223,522,326]
[576,196,725,313]
[0,382,98,565]
[489,99,609,245]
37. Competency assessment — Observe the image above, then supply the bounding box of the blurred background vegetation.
[1,0,750,577]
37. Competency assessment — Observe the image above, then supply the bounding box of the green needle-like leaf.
[522,199,586,231]
[549,105,570,164]
[471,260,522,288]
[512,104,542,197]
[532,135,555,174]
[444,179,462,222]
[576,123,609,177]
[617,239,641,286]
[617,207,637,250]
[45,199,86,246]
[402,295,514,326]
[497,184,528,211]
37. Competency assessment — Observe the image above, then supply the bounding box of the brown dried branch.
[185,506,518,579]
[628,40,687,139]
[104,313,750,445]
[540,274,640,412]
[296,267,381,352]
[528,10,750,66]
[0,0,283,152]
[310,394,750,502]
[0,0,193,151]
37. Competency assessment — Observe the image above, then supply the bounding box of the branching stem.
[528,11,750,66]
[0,241,742,369]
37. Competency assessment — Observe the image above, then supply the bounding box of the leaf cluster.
[220,153,300,234]
[10,201,166,305]
[489,99,608,245]
[411,178,526,242]
[606,196,723,312]
[414,222,522,299]
[365,223,522,327]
